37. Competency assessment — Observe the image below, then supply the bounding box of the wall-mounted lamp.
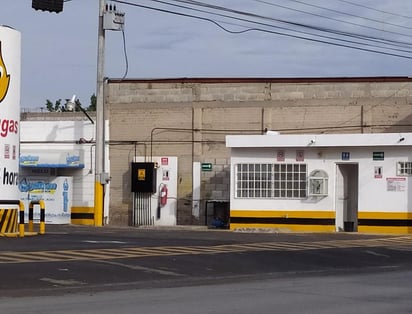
[309,139,316,145]
[398,137,405,143]
[64,94,95,124]
[65,94,76,112]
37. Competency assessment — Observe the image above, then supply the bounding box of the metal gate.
[132,192,154,226]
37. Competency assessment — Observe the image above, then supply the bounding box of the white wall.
[230,146,411,214]
[20,120,97,209]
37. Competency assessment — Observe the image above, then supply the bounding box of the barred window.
[235,163,307,199]
[397,162,412,176]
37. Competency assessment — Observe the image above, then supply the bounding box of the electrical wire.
[171,0,412,49]
[121,28,129,79]
[283,0,412,30]
[334,0,412,20]
[164,0,412,50]
[112,0,412,60]
[254,0,412,41]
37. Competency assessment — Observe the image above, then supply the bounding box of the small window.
[397,162,412,176]
[308,170,328,196]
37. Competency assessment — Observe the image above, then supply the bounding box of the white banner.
[0,26,21,201]
[19,177,72,224]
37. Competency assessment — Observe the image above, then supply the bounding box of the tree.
[87,94,96,111]
[45,99,62,112]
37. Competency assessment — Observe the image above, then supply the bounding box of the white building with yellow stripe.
[226,132,412,234]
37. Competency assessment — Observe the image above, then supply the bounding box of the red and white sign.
[161,157,168,165]
[296,150,304,162]
[386,177,406,192]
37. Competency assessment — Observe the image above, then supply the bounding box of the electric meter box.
[131,162,157,193]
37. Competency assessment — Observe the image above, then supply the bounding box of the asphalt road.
[0,225,412,313]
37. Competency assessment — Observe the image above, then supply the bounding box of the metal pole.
[94,0,105,226]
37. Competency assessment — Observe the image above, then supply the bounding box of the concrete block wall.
[106,77,412,226]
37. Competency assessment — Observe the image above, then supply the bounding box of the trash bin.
[205,200,229,229]
[344,221,354,232]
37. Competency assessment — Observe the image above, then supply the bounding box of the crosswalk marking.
[1,236,411,264]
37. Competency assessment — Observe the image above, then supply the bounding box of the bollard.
[28,202,34,233]
[28,200,46,235]
[39,200,45,235]
[19,201,25,237]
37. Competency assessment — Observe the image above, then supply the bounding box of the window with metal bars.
[397,161,412,176]
[235,163,307,199]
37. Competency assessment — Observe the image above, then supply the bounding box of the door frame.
[335,163,359,232]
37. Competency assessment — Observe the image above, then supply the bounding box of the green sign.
[373,152,384,161]
[201,163,213,171]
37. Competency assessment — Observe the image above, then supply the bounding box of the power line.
[283,0,412,30]
[111,0,412,60]
[166,0,412,48]
[334,0,412,20]
[121,28,129,79]
[254,0,412,41]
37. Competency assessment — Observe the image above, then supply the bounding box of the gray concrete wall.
[105,78,412,225]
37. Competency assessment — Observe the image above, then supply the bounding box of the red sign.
[296,150,304,162]
[161,157,168,165]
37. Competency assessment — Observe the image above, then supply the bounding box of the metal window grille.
[397,162,412,176]
[235,163,307,199]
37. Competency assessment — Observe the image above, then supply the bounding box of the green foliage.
[45,99,62,112]
[88,94,96,111]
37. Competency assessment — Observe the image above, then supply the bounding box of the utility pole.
[32,0,123,226]
[95,0,125,226]
[94,0,105,226]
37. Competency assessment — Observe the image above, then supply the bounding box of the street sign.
[373,152,384,161]
[342,152,350,160]
[201,163,213,171]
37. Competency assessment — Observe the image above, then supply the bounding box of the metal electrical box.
[131,162,156,193]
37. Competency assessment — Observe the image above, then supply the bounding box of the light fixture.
[65,94,76,112]
[65,94,95,124]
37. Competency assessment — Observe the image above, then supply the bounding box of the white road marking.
[82,240,127,244]
[40,278,86,286]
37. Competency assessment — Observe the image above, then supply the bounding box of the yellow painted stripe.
[230,210,335,219]
[71,206,95,225]
[71,219,94,226]
[0,209,18,234]
[6,208,17,233]
[71,207,94,214]
[0,209,8,233]
[358,226,412,234]
[230,223,335,233]
[94,181,104,226]
[358,212,412,219]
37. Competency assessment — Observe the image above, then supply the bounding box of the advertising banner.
[19,177,72,224]
[0,26,21,202]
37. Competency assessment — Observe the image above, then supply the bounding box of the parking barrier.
[0,200,24,237]
[28,200,46,235]
[0,200,46,237]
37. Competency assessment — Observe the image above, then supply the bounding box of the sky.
[1,0,412,111]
